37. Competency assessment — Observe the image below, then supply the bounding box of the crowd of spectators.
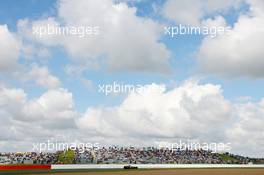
[88,147,223,164]
[0,152,57,164]
[1,147,263,165]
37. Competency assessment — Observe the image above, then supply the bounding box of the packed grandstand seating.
[1,147,264,165]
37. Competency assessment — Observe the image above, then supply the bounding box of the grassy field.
[1,168,264,175]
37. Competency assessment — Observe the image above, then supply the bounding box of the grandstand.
[1,146,264,165]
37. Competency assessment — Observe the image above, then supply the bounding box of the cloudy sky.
[0,0,264,157]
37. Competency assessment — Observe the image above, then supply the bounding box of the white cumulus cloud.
[18,0,171,74]
[197,0,264,78]
[29,64,61,89]
[0,25,20,73]
[162,0,241,25]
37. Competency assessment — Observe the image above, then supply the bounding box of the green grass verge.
[219,154,238,162]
